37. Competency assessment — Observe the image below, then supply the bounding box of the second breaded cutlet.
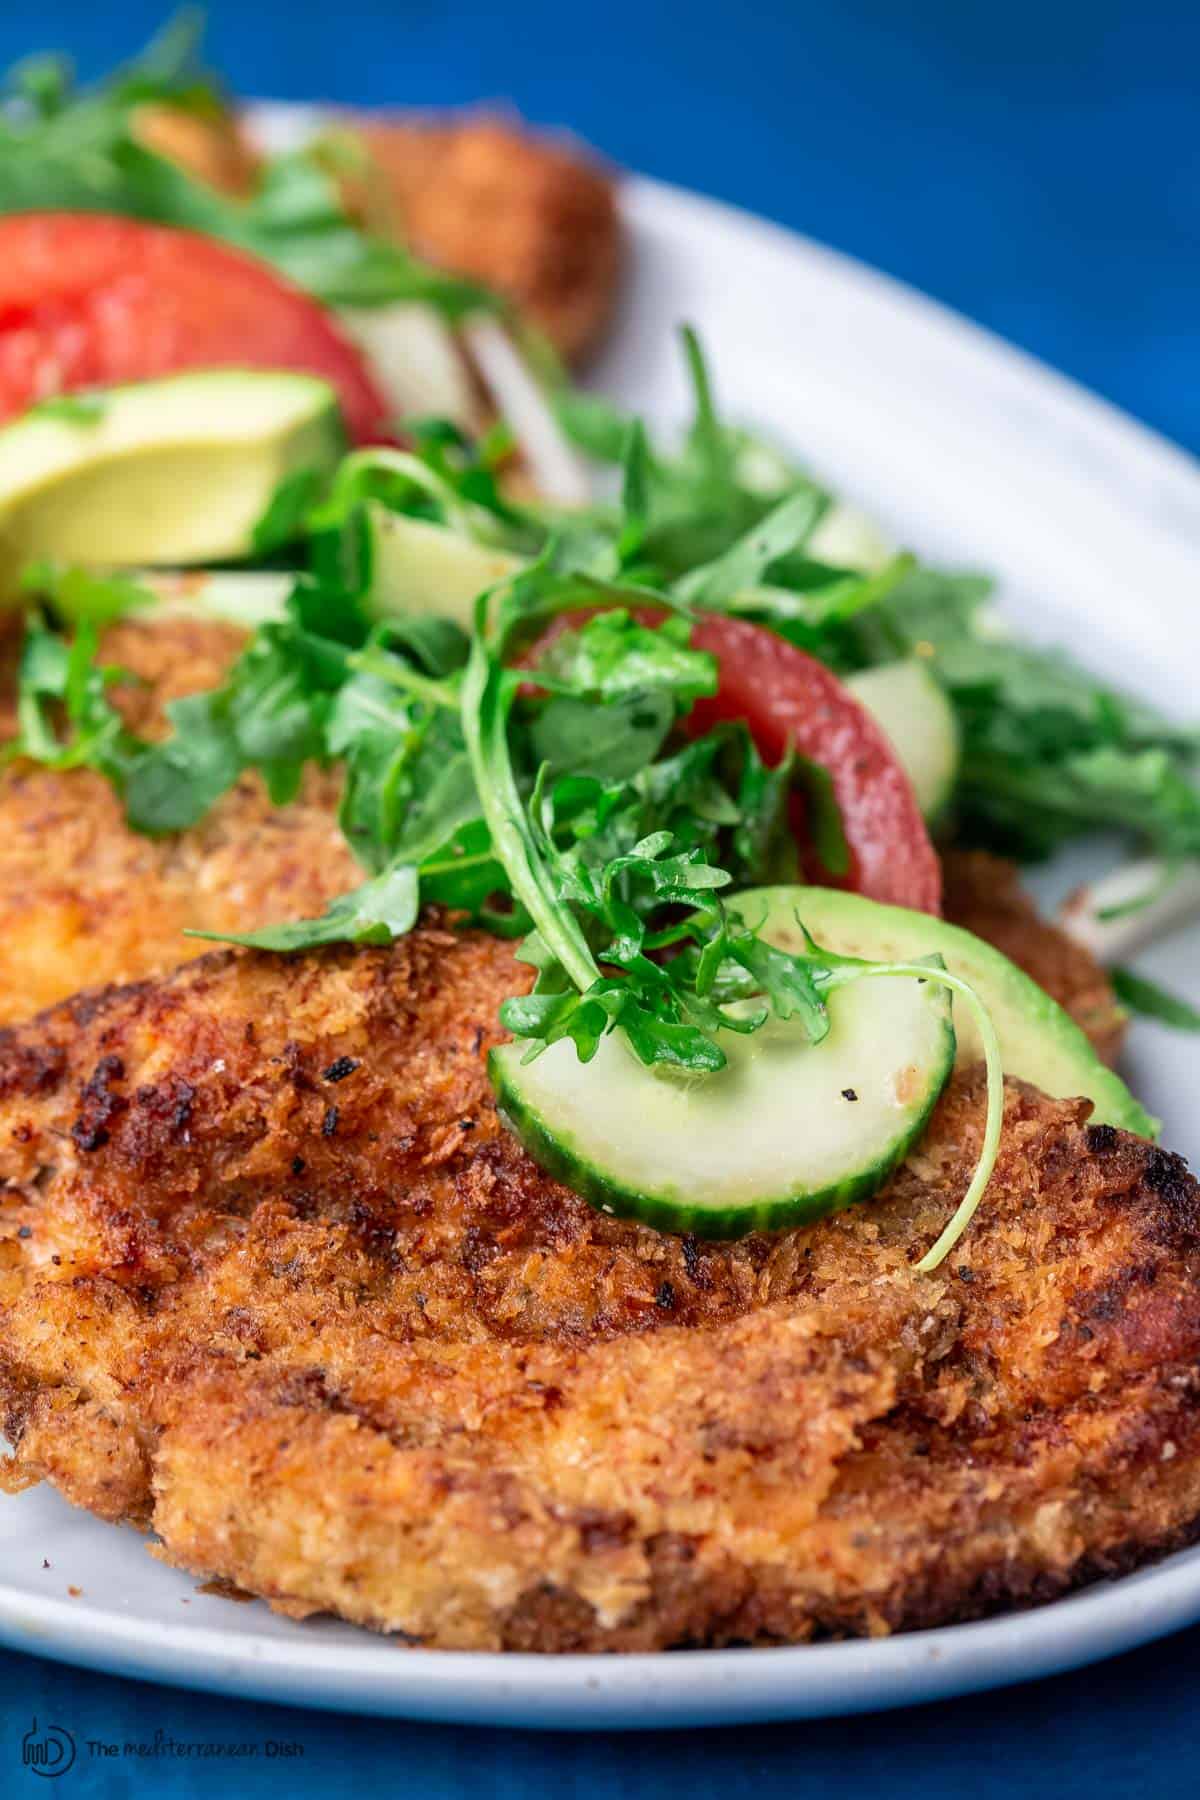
[0,616,1125,1048]
[0,925,1196,1648]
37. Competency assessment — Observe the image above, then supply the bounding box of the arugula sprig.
[459,568,830,1073]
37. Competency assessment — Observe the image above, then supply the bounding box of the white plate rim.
[2,155,1200,1731]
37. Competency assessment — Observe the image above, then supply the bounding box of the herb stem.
[461,621,600,996]
[347,648,460,712]
[826,960,1004,1272]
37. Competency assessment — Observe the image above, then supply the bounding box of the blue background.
[2,0,1198,1792]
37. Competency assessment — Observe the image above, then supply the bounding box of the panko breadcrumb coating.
[0,927,1196,1649]
[348,114,621,361]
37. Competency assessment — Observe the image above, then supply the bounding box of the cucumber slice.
[847,658,959,820]
[363,506,525,629]
[806,501,892,574]
[730,885,1156,1137]
[492,970,954,1238]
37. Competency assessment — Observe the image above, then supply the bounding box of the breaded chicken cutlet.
[0,926,1198,1649]
[0,616,1124,1046]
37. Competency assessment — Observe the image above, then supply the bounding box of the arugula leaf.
[554,388,637,463]
[122,688,241,832]
[530,609,716,706]
[187,862,420,952]
[251,466,329,558]
[7,615,139,778]
[527,692,675,784]
[1111,967,1200,1032]
[672,487,825,608]
[21,558,155,627]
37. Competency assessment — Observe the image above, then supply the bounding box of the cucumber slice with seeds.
[492,967,954,1238]
[847,658,959,821]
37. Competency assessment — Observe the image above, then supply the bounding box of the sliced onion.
[338,302,480,431]
[1058,858,1200,962]
[459,316,590,506]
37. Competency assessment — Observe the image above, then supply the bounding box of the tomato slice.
[0,213,391,444]
[685,616,941,913]
[522,609,942,914]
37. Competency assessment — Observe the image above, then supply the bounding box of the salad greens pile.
[11,324,1200,1069]
[0,10,491,315]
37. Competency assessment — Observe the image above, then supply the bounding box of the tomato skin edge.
[520,606,942,916]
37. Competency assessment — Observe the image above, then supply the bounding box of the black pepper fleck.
[291,1156,306,1177]
[841,1088,858,1102]
[17,1225,32,1240]
[322,1056,360,1084]
[957,1265,974,1283]
[321,1105,339,1137]
[656,1281,676,1310]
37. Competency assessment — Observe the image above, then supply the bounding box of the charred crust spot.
[133,1075,196,1139]
[71,1053,127,1152]
[0,1036,68,1100]
[462,1225,498,1274]
[1140,1146,1200,1245]
[322,1057,360,1084]
[1143,1147,1193,1207]
[575,1508,635,1554]
[1085,1123,1118,1154]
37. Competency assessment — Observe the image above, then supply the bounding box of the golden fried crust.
[348,114,622,361]
[132,104,260,197]
[942,849,1126,1062]
[0,617,360,1022]
[1,927,1197,1649]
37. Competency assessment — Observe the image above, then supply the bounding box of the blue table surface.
[1,0,1198,1791]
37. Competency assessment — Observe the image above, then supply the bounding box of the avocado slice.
[730,885,1157,1137]
[0,370,344,588]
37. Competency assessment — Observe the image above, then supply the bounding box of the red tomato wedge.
[523,610,942,914]
[0,213,391,444]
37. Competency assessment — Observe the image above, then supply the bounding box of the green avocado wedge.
[0,370,344,588]
[729,885,1157,1138]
